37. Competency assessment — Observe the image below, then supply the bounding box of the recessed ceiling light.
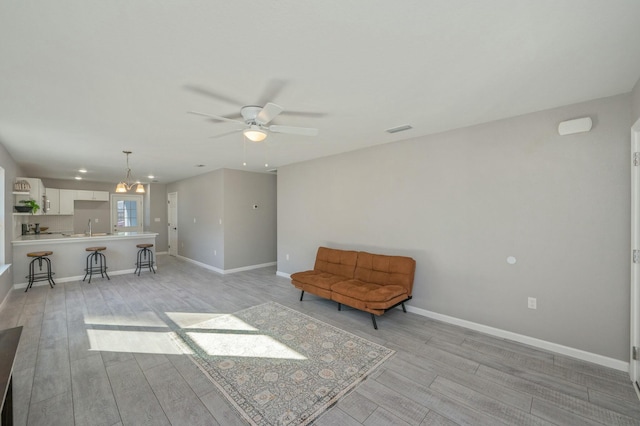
[385,124,413,134]
[78,168,87,173]
[74,176,82,180]
[148,175,155,179]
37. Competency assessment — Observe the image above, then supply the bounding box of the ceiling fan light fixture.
[243,126,267,142]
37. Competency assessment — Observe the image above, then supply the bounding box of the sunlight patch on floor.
[166,312,257,331]
[187,332,307,360]
[87,329,191,354]
[84,311,168,328]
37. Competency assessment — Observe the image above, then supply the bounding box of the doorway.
[631,117,640,395]
[111,194,143,233]
[168,192,178,256]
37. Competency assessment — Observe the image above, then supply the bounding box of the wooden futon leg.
[300,290,304,301]
[402,302,407,313]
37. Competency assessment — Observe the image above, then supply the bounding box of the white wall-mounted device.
[558,117,592,136]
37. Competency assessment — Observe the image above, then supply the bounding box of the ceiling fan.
[188,103,319,142]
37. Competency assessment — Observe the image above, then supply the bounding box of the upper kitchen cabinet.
[59,189,75,214]
[46,188,60,214]
[75,190,109,201]
[44,188,75,215]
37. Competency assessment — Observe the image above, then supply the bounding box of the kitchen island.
[11,232,158,288]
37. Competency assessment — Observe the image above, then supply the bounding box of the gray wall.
[278,93,631,362]
[167,168,277,271]
[0,143,24,302]
[223,169,277,270]
[167,169,224,269]
[632,76,640,125]
[145,183,168,252]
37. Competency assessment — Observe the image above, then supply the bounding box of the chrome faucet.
[88,219,92,237]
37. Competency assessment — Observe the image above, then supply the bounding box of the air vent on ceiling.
[385,124,413,134]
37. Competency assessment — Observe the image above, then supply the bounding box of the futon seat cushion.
[331,280,407,303]
[290,271,348,291]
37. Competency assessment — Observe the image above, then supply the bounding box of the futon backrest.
[354,252,416,296]
[314,247,358,278]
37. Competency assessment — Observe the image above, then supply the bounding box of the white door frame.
[168,192,178,256]
[631,117,640,393]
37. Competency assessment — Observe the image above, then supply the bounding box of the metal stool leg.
[146,248,155,274]
[43,257,54,288]
[25,259,35,292]
[101,253,110,280]
[83,253,92,282]
[135,249,142,275]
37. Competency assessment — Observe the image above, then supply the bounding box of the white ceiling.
[1,1,640,185]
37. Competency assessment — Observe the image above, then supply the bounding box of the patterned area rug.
[172,301,394,425]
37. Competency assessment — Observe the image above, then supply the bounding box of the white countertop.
[12,231,158,245]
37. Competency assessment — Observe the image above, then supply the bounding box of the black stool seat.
[84,246,110,283]
[25,251,55,292]
[135,243,156,276]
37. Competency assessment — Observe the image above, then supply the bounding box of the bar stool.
[84,246,110,283]
[135,243,155,276]
[25,251,55,292]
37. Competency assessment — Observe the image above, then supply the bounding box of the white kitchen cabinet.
[46,188,60,214]
[41,188,75,215]
[75,190,109,201]
[59,189,75,214]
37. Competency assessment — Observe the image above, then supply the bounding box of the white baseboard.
[404,305,628,372]
[177,256,224,274]
[177,256,275,275]
[13,268,139,289]
[276,271,291,279]
[156,251,168,255]
[225,262,277,274]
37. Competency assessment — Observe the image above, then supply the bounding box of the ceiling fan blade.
[209,129,243,139]
[269,125,319,136]
[256,103,284,125]
[188,111,244,124]
[257,79,287,106]
[183,85,245,107]
[281,110,327,118]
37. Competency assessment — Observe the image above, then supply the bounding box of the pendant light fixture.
[115,151,145,193]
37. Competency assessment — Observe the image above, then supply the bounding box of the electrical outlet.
[214,250,217,256]
[193,218,196,223]
[94,218,99,223]
[286,254,290,261]
[528,297,537,309]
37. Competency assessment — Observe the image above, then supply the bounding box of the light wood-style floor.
[0,254,639,425]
